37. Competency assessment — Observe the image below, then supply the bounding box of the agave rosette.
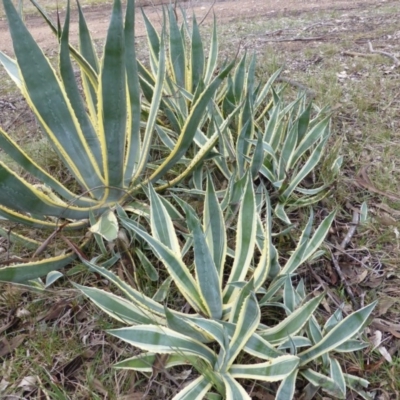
[77,176,375,399]
[0,0,233,282]
[212,51,342,224]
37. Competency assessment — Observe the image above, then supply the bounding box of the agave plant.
[0,0,234,282]
[77,176,375,399]
[221,62,343,224]
[118,8,342,223]
[28,0,240,192]
[254,94,342,224]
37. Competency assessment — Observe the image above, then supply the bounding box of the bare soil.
[0,0,384,55]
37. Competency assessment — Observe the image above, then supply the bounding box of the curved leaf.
[148,61,234,183]
[97,0,126,189]
[168,6,185,89]
[173,376,212,400]
[299,301,377,365]
[89,210,118,242]
[0,127,96,207]
[0,51,21,87]
[82,261,168,318]
[114,352,191,372]
[149,185,181,255]
[204,16,218,85]
[279,211,335,277]
[123,0,141,185]
[130,27,166,186]
[165,308,214,344]
[75,283,165,325]
[204,174,226,281]
[76,0,99,122]
[3,0,104,191]
[0,250,77,283]
[0,161,105,220]
[108,325,217,367]
[190,15,204,92]
[29,0,98,87]
[260,294,324,345]
[301,369,344,398]
[275,369,298,400]
[224,174,257,303]
[118,214,205,314]
[227,292,260,368]
[185,204,222,319]
[222,374,250,400]
[60,1,103,176]
[230,355,299,382]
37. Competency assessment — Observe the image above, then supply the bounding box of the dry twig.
[329,209,360,309]
[3,110,30,131]
[368,41,400,67]
[258,36,328,43]
[302,21,335,31]
[307,265,350,315]
[143,354,181,398]
[276,77,316,98]
[329,247,358,309]
[247,28,296,37]
[199,0,216,26]
[32,222,69,259]
[339,209,359,250]
[355,165,400,201]
[342,51,378,59]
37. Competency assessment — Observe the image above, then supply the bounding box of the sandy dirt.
[0,0,384,55]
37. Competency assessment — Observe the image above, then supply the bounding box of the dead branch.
[302,21,335,31]
[328,208,360,309]
[61,236,88,260]
[329,248,358,309]
[143,354,181,398]
[276,77,316,98]
[258,36,328,43]
[307,265,351,315]
[31,222,69,259]
[368,41,400,68]
[264,28,296,36]
[330,243,371,270]
[340,209,359,250]
[246,28,296,38]
[173,0,178,22]
[199,0,216,26]
[355,165,400,201]
[0,256,41,265]
[3,110,30,131]
[342,51,378,59]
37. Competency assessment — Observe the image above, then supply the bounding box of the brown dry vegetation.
[1,0,400,398]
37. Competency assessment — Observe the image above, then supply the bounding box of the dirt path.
[0,0,384,55]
